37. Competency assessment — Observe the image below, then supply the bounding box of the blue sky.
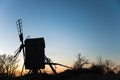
[0,0,120,67]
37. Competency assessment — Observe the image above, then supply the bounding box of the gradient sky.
[0,0,120,67]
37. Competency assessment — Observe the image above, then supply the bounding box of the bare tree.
[113,65,120,73]
[92,56,116,74]
[73,53,89,69]
[0,54,19,76]
[104,59,115,72]
[96,56,104,66]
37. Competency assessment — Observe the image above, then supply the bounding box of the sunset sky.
[0,0,120,69]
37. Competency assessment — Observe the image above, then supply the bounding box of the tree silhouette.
[104,59,115,72]
[91,56,116,74]
[0,54,19,77]
[73,53,89,69]
[96,56,104,65]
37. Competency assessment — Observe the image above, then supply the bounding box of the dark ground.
[1,69,120,80]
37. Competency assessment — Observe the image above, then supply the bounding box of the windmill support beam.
[45,62,72,69]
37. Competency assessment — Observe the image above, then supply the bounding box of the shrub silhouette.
[90,65,105,74]
[92,56,116,74]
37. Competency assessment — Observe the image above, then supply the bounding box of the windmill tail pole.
[51,63,72,69]
[45,62,72,69]
[45,56,57,74]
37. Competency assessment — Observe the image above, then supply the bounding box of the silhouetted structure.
[14,19,71,77]
[25,38,45,70]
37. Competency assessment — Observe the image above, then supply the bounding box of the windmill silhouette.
[14,19,72,76]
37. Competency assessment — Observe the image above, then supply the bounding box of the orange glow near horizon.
[15,65,69,76]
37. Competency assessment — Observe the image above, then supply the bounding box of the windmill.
[14,19,72,76]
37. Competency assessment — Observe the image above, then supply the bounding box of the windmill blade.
[14,44,24,59]
[14,47,20,59]
[16,19,23,42]
[16,19,26,59]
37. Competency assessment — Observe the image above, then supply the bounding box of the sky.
[0,0,120,69]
